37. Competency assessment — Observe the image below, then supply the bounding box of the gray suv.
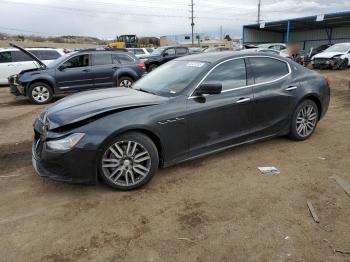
[9,44,146,104]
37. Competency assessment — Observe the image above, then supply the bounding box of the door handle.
[236,97,251,104]
[82,69,90,72]
[285,86,298,91]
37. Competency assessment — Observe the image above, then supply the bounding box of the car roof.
[176,50,288,63]
[0,47,62,52]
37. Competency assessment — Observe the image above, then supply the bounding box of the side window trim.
[188,56,291,98]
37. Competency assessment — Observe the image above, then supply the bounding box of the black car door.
[187,58,254,156]
[91,52,115,88]
[247,57,295,137]
[161,48,176,63]
[55,54,93,91]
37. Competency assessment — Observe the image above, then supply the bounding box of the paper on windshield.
[186,62,206,67]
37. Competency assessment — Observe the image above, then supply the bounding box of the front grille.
[314,58,329,64]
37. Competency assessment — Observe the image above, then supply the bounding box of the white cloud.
[0,0,348,38]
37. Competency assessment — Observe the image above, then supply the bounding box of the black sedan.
[32,51,330,190]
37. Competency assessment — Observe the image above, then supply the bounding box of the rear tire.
[99,132,159,190]
[289,100,319,141]
[117,76,134,87]
[28,82,53,104]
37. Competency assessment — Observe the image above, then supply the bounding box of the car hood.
[313,52,345,59]
[46,88,168,129]
[9,43,47,69]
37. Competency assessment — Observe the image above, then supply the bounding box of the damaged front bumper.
[312,57,347,69]
[8,75,25,96]
[32,118,99,184]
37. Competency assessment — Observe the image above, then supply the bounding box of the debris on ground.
[331,175,350,197]
[317,157,326,160]
[324,239,350,255]
[307,201,320,223]
[176,237,195,242]
[258,167,280,175]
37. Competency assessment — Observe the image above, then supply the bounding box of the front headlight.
[46,133,85,151]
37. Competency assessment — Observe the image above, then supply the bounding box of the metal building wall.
[243,25,350,51]
[243,27,283,44]
[290,26,350,51]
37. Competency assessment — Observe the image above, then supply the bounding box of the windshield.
[47,53,72,68]
[324,44,350,53]
[151,48,165,56]
[133,60,209,97]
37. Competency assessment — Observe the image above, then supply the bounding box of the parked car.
[257,43,287,51]
[127,48,154,60]
[312,43,350,69]
[189,47,202,54]
[307,44,332,59]
[9,44,146,104]
[203,47,233,53]
[143,46,189,72]
[0,47,64,85]
[32,51,330,190]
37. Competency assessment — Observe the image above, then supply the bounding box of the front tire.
[28,82,53,104]
[99,132,159,190]
[289,100,319,141]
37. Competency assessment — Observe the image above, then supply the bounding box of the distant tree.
[224,34,232,41]
[17,35,25,41]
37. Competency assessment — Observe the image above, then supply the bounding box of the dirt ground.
[0,69,350,262]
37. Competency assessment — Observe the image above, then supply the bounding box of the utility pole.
[220,25,223,40]
[257,0,261,24]
[189,0,195,46]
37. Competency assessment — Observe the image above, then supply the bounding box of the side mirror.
[163,52,169,57]
[58,65,66,71]
[194,83,222,96]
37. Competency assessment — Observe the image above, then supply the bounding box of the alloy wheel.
[119,79,133,87]
[32,86,50,103]
[296,104,318,138]
[101,140,151,187]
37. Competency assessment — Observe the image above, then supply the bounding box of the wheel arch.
[100,127,165,167]
[300,94,322,120]
[26,79,55,95]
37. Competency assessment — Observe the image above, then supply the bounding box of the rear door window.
[202,58,247,91]
[249,57,289,84]
[176,47,188,55]
[134,49,145,55]
[113,53,135,64]
[11,51,32,62]
[0,51,12,63]
[92,53,112,66]
[63,54,89,68]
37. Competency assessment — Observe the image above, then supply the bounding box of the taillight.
[324,76,331,86]
[137,62,146,70]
